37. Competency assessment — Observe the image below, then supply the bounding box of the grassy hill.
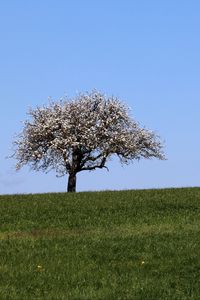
[0,188,200,300]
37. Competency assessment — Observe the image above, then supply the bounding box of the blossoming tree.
[13,91,165,192]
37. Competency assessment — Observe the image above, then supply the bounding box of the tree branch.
[80,156,108,172]
[80,152,103,168]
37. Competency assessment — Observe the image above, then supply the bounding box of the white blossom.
[12,90,165,191]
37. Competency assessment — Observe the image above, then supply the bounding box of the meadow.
[0,187,200,300]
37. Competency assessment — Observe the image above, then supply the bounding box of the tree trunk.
[67,173,76,192]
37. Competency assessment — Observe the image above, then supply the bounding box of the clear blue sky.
[0,0,200,194]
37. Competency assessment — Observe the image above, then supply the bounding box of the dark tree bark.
[67,172,76,192]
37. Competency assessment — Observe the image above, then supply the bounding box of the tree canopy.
[13,91,165,192]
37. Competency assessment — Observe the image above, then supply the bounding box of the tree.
[13,91,165,192]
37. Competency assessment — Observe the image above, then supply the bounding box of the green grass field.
[1,188,200,300]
